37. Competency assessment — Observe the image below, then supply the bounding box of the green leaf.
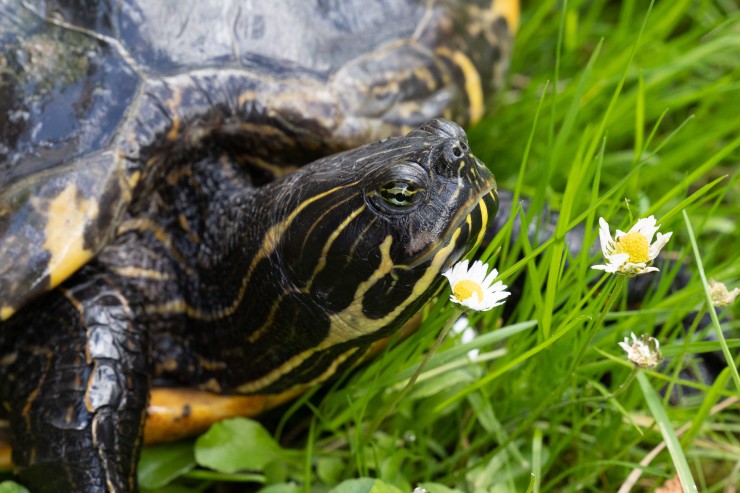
[417,482,464,493]
[317,456,346,486]
[258,482,302,493]
[328,478,404,493]
[408,369,475,400]
[195,418,286,473]
[138,442,196,489]
[0,482,30,493]
[142,485,200,493]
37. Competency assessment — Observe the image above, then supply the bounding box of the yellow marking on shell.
[413,65,441,92]
[236,228,462,396]
[165,85,183,142]
[237,90,258,107]
[238,122,294,145]
[269,88,337,134]
[127,170,142,190]
[1,306,14,321]
[110,266,173,281]
[492,0,520,34]
[43,184,98,289]
[436,47,484,124]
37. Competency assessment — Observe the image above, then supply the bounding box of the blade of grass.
[682,210,740,391]
[635,371,698,493]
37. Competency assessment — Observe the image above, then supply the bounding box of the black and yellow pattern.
[0,1,516,491]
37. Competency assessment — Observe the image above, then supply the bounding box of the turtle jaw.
[439,185,499,273]
[406,163,498,274]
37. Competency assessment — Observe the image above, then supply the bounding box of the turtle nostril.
[452,146,463,157]
[460,141,468,151]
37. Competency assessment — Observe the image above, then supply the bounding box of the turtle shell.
[0,0,518,319]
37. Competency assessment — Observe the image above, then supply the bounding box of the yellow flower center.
[614,232,649,263]
[453,280,484,302]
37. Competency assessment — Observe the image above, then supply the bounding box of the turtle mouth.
[408,174,497,271]
[440,185,498,272]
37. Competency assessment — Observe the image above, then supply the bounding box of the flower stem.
[405,309,462,389]
[612,367,639,397]
[491,274,628,454]
[368,308,461,433]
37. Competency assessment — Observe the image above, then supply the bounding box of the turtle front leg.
[1,274,149,493]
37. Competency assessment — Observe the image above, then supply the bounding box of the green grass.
[26,2,719,493]
[125,2,740,493]
[135,2,740,493]
[0,3,736,493]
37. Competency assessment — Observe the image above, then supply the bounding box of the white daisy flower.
[618,332,663,368]
[442,260,510,311]
[591,216,672,276]
[708,279,740,307]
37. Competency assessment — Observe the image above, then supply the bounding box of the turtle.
[0,0,519,491]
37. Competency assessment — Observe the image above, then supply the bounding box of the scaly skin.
[0,120,497,492]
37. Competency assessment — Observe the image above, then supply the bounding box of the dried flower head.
[618,332,663,368]
[708,279,739,307]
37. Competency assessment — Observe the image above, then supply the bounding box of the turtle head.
[223,119,495,395]
[270,119,497,335]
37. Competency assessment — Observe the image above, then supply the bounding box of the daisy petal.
[598,217,613,256]
[592,216,672,277]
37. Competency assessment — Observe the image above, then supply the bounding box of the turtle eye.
[380,181,419,207]
[367,163,428,214]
